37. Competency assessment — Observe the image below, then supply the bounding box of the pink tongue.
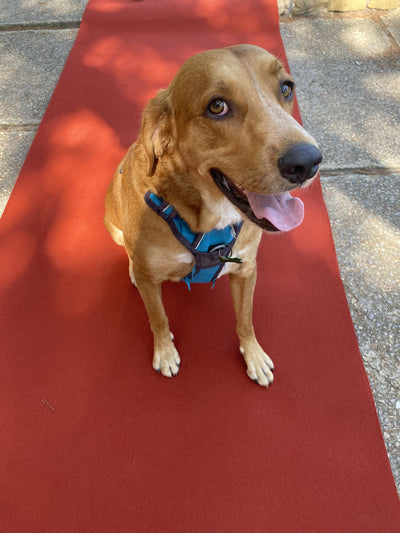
[245,191,304,231]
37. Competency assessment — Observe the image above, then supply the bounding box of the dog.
[104,44,322,388]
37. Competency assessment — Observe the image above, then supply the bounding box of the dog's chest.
[211,197,243,229]
[146,191,244,287]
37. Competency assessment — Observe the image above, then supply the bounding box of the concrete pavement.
[279,7,400,491]
[1,0,399,491]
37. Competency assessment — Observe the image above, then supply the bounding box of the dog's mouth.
[210,168,304,233]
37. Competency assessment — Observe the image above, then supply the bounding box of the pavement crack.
[320,166,400,177]
[0,123,40,131]
[0,21,81,32]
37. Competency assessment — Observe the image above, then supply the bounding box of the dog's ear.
[141,89,176,177]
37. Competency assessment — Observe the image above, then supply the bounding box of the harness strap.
[144,191,243,287]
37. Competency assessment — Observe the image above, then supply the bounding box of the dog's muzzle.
[210,142,322,232]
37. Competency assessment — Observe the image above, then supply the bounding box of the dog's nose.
[278,143,322,184]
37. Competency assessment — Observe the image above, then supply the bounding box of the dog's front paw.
[153,339,181,378]
[240,342,274,388]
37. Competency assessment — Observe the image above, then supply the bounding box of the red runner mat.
[1,1,399,531]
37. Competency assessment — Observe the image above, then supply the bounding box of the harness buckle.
[208,243,242,264]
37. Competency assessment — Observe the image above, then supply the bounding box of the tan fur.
[104,44,318,387]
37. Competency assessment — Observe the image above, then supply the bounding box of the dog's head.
[141,44,322,232]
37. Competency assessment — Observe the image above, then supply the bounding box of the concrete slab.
[280,17,400,172]
[0,129,36,214]
[0,29,79,125]
[280,13,400,488]
[0,0,87,27]
[321,174,400,476]
[382,9,400,41]
[0,28,78,214]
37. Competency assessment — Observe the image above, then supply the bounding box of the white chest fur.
[213,197,243,229]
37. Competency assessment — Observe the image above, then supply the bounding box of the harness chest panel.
[144,192,243,288]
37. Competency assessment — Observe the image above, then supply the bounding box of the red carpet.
[1,1,399,531]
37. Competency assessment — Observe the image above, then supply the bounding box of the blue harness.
[144,191,243,289]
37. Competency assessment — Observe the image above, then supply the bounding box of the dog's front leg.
[229,265,274,387]
[135,276,181,378]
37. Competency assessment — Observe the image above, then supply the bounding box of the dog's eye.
[280,81,294,101]
[208,99,230,116]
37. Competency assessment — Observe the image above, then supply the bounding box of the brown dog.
[104,44,322,387]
